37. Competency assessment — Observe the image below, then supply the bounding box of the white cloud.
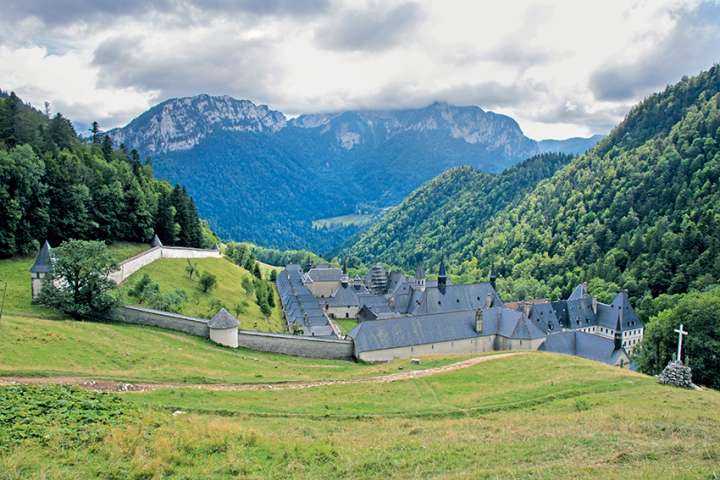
[1,0,716,138]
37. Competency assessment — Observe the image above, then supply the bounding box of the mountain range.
[108,97,602,252]
[347,65,720,305]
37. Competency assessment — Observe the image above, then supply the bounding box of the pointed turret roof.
[438,257,447,278]
[150,234,163,248]
[415,262,425,279]
[208,308,239,329]
[30,240,53,273]
[568,283,588,300]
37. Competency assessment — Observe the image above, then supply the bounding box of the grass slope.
[0,242,148,317]
[118,257,285,332]
[0,314,462,384]
[2,354,719,479]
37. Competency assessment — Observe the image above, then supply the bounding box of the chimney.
[475,309,484,334]
[522,302,531,318]
[485,292,493,308]
[489,269,497,290]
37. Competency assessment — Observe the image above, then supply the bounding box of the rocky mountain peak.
[107,94,287,155]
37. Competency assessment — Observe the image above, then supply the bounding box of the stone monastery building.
[277,260,644,366]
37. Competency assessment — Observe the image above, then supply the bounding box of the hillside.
[118,257,285,332]
[107,97,601,253]
[2,352,719,478]
[347,66,720,305]
[346,152,574,268]
[0,92,214,258]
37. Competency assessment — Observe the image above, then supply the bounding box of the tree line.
[0,92,215,258]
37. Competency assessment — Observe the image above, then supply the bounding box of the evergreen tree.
[101,135,113,162]
[89,121,100,144]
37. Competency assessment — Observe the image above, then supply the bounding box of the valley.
[108,98,601,253]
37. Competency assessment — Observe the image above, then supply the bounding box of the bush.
[199,272,217,293]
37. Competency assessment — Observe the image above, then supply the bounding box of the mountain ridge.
[107,95,603,252]
[346,64,720,304]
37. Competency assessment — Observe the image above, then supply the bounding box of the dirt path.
[0,352,522,393]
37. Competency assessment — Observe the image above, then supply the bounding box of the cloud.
[305,79,544,113]
[314,2,423,52]
[525,101,630,133]
[91,30,284,103]
[2,0,333,27]
[590,2,720,101]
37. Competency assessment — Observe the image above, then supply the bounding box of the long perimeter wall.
[109,246,221,284]
[113,306,354,360]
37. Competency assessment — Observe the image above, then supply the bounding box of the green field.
[312,213,378,229]
[1,248,719,479]
[1,353,719,479]
[0,313,462,384]
[118,257,285,332]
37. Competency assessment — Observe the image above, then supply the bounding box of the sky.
[1,0,719,139]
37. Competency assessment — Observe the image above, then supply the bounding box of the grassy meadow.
[1,353,719,479]
[118,257,285,332]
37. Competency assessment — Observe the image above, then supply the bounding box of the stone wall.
[109,246,221,284]
[114,305,209,337]
[113,306,354,360]
[237,330,354,360]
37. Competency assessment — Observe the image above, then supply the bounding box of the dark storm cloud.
[314,2,423,52]
[3,0,332,27]
[589,2,720,101]
[92,34,283,102]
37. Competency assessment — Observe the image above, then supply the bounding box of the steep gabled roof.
[540,331,629,365]
[30,240,53,273]
[209,308,239,329]
[568,283,588,300]
[326,284,360,307]
[481,307,545,339]
[348,310,477,353]
[306,267,342,283]
[408,283,503,315]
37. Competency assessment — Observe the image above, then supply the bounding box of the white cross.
[674,324,688,363]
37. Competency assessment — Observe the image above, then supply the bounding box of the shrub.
[199,272,217,293]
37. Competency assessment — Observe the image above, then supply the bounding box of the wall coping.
[120,305,209,325]
[118,246,161,265]
[238,329,353,345]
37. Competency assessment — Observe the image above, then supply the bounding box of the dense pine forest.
[346,152,574,269]
[348,66,720,303]
[0,91,215,257]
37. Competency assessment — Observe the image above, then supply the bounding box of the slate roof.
[348,310,478,353]
[209,308,239,329]
[325,284,360,307]
[30,240,53,273]
[305,267,342,283]
[480,307,546,339]
[525,303,564,334]
[277,265,335,337]
[539,331,628,365]
[568,283,588,300]
[150,234,163,248]
[406,283,503,316]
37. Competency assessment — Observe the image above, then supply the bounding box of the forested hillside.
[351,66,720,307]
[346,152,573,268]
[110,97,600,253]
[0,92,214,258]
